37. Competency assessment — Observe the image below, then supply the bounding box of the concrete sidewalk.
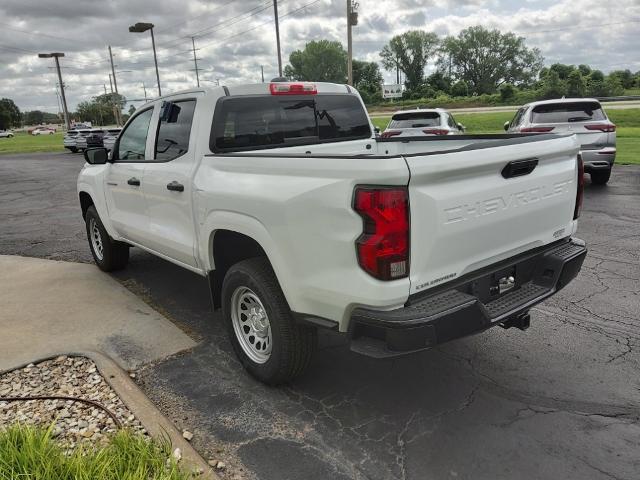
[0,254,196,372]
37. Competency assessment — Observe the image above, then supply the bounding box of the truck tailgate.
[405,134,580,296]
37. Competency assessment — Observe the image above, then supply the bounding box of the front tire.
[222,257,316,385]
[85,206,129,271]
[591,169,611,185]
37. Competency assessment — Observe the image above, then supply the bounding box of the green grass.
[0,131,65,155]
[372,108,640,164]
[0,424,191,480]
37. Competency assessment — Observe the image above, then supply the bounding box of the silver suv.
[505,98,616,185]
[382,108,465,138]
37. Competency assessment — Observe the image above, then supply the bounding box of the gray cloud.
[1,0,638,113]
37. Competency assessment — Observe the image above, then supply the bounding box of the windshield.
[531,102,606,123]
[389,112,441,129]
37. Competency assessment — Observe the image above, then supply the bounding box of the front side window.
[155,100,196,161]
[509,108,526,128]
[212,94,371,152]
[116,108,153,161]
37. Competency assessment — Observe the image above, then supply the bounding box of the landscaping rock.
[0,356,146,447]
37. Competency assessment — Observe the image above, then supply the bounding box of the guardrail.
[596,95,640,102]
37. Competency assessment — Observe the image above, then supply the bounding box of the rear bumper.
[349,238,587,358]
[581,147,615,171]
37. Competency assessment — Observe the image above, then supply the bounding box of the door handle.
[167,181,184,192]
[127,177,141,186]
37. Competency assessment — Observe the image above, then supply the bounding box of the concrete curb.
[1,350,218,480]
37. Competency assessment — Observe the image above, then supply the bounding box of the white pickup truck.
[78,81,587,384]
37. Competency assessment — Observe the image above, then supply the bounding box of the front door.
[142,98,199,267]
[104,106,155,244]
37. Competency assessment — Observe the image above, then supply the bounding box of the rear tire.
[70,147,77,153]
[590,169,611,185]
[222,257,316,385]
[85,206,129,272]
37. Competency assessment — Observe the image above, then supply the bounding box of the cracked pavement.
[1,152,638,480]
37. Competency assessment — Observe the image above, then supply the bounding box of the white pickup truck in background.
[77,81,587,384]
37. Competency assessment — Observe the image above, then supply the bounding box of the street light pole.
[347,1,358,86]
[129,22,161,96]
[39,53,70,130]
[273,0,282,77]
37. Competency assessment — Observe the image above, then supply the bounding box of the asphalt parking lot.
[1,151,639,480]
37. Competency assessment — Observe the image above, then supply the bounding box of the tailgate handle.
[502,158,539,179]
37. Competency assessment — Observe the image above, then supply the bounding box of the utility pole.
[142,82,148,101]
[347,1,358,86]
[273,0,282,77]
[103,84,107,95]
[38,53,70,130]
[108,74,119,127]
[108,46,122,126]
[261,65,264,83]
[191,37,200,87]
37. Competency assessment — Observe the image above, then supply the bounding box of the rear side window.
[211,94,371,152]
[155,100,196,161]
[531,102,606,123]
[389,112,440,129]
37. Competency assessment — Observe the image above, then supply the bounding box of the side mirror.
[374,127,381,135]
[503,121,510,132]
[84,147,108,165]
[457,123,465,132]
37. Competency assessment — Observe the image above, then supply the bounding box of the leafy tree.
[539,69,566,99]
[284,40,347,83]
[426,71,451,94]
[548,63,575,80]
[379,30,440,91]
[440,26,543,94]
[608,69,634,89]
[450,80,469,97]
[499,83,516,101]
[352,60,383,103]
[577,64,592,77]
[590,70,605,82]
[0,98,21,129]
[24,110,45,125]
[76,93,126,125]
[566,70,586,97]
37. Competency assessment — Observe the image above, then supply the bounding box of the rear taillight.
[520,126,555,133]
[574,154,584,220]
[584,123,616,133]
[380,130,401,138]
[269,82,317,95]
[353,187,409,281]
[423,128,449,136]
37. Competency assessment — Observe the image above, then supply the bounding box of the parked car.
[74,129,93,151]
[381,108,465,138]
[63,130,80,152]
[32,127,56,135]
[102,128,121,152]
[0,130,14,138]
[78,82,586,384]
[505,98,616,184]
[85,129,106,149]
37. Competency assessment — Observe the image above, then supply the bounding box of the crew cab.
[78,82,587,384]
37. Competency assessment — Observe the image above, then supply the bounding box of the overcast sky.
[1,0,638,113]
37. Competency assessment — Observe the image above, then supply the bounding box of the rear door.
[104,106,155,243]
[141,97,199,268]
[405,134,580,296]
[387,111,443,137]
